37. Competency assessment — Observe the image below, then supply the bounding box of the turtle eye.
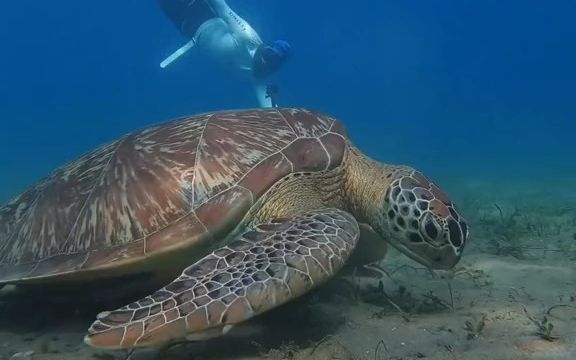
[424,219,439,239]
[447,219,463,247]
[461,222,469,239]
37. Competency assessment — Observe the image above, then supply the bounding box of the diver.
[157,0,292,108]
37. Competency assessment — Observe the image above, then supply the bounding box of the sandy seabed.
[1,248,575,360]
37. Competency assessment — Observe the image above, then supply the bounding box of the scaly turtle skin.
[0,108,469,349]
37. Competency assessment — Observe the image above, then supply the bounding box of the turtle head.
[375,169,469,270]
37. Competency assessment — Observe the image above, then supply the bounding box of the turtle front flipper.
[84,208,360,349]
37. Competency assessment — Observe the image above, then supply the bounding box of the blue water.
[1,3,576,358]
[0,0,575,202]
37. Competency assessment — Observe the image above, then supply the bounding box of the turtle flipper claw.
[84,208,359,349]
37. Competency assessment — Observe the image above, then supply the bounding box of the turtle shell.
[0,108,348,284]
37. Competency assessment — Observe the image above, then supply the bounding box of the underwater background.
[1,1,576,359]
[0,0,574,203]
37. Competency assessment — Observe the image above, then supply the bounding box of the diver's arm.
[253,83,273,108]
[207,0,263,50]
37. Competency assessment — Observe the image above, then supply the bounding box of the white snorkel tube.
[160,38,196,68]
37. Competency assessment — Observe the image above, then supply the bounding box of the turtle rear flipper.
[84,208,360,349]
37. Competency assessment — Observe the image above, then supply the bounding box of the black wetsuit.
[157,0,217,38]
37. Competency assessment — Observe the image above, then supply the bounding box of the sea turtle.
[0,108,469,349]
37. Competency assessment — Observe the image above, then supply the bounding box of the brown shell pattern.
[0,108,348,282]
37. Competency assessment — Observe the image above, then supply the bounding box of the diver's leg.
[158,0,219,68]
[207,0,262,46]
[158,0,216,38]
